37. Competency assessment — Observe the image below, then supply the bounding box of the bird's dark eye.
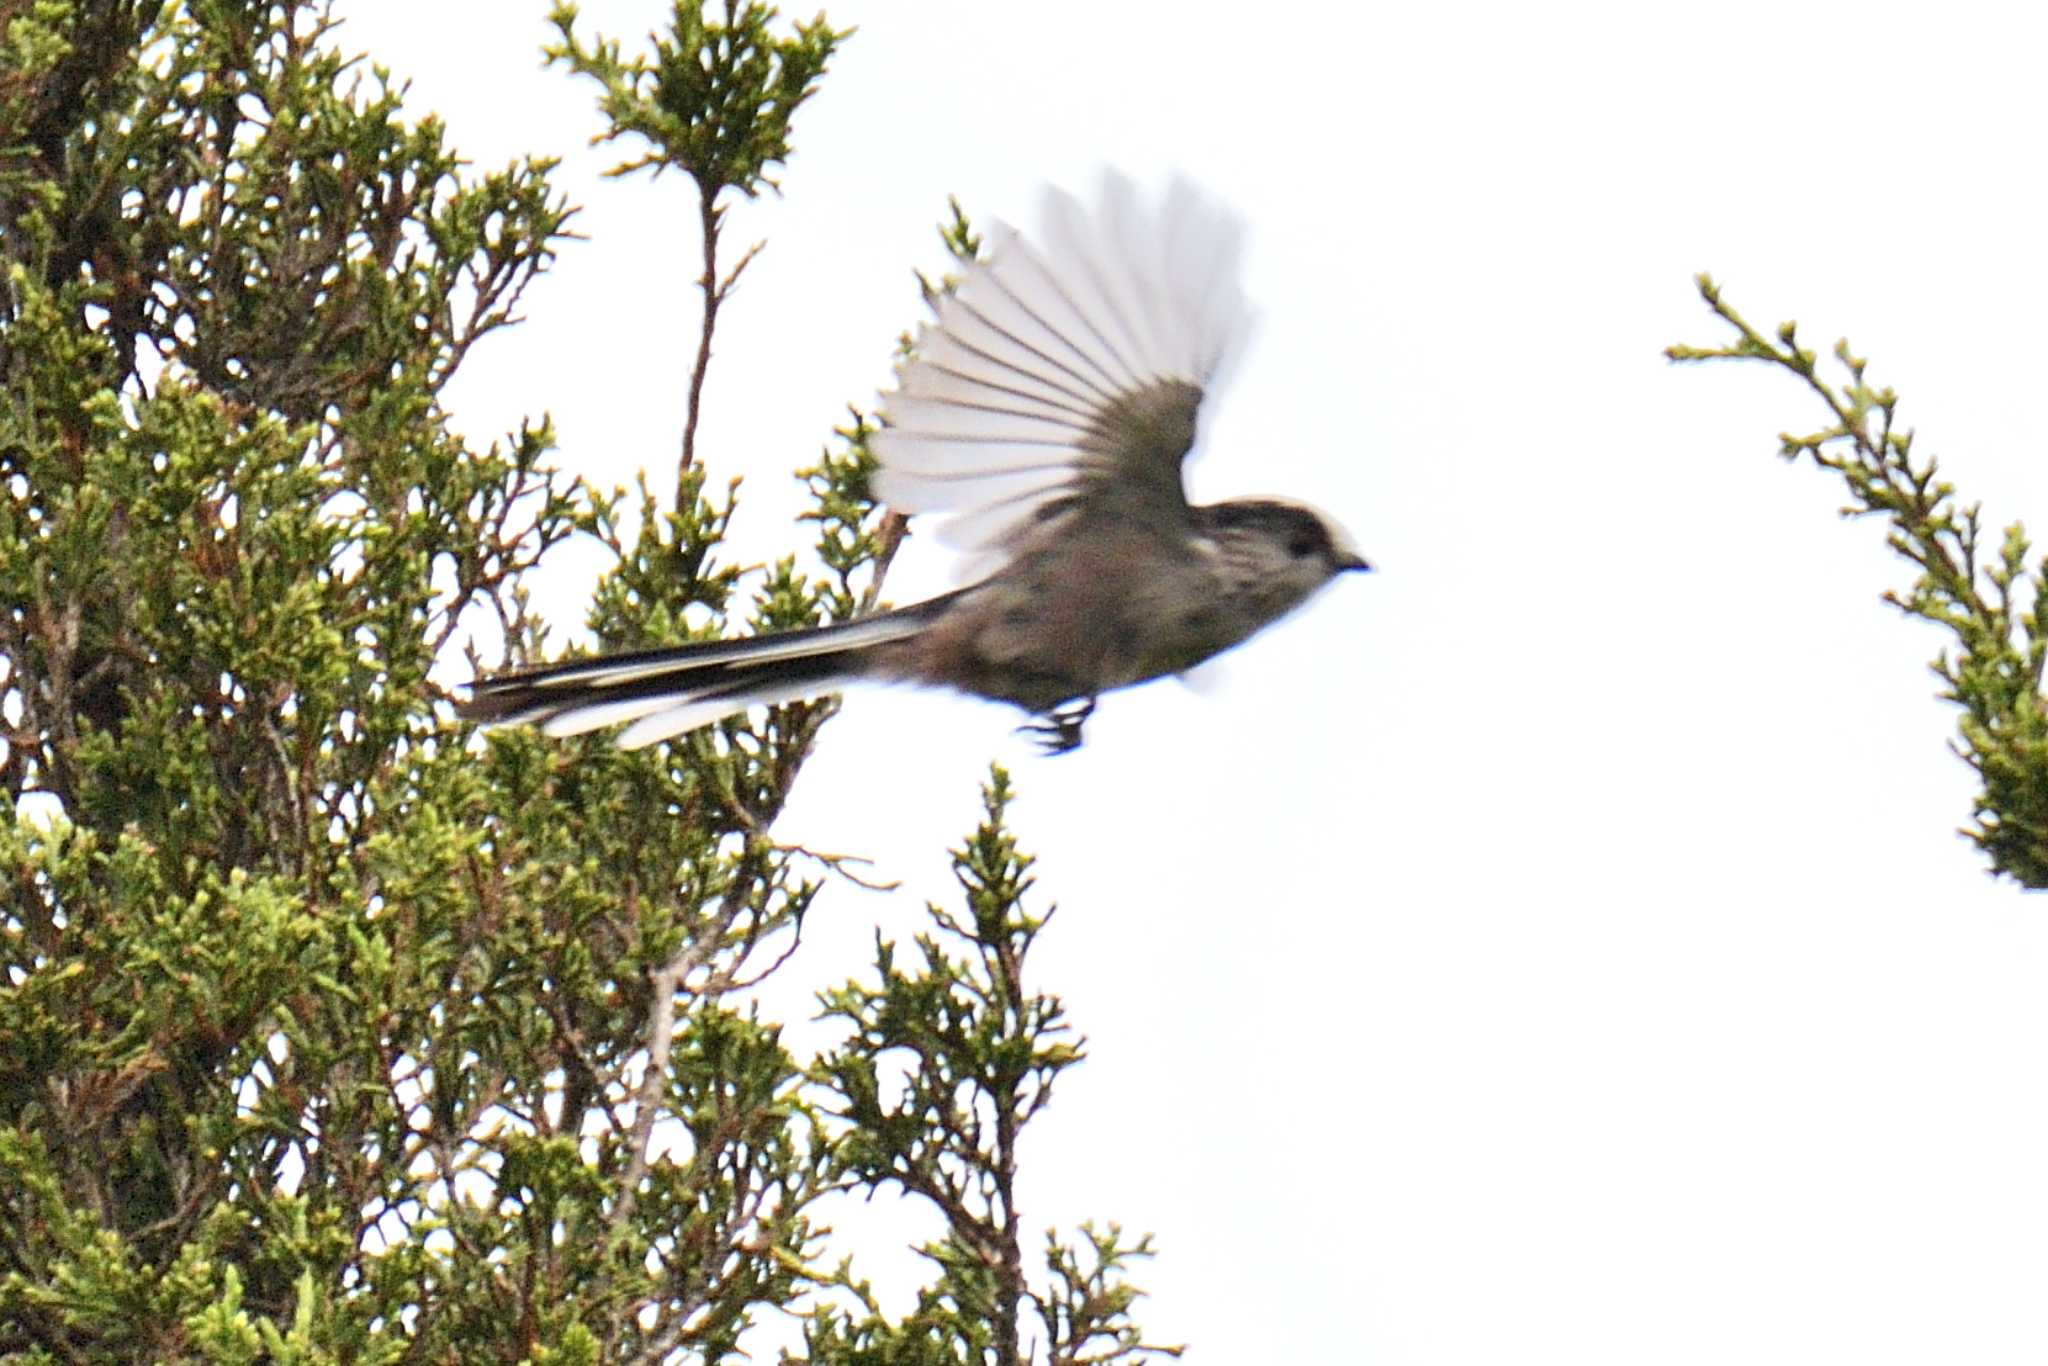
[1287,535,1317,558]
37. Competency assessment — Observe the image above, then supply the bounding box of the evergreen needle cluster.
[1672,279,2048,885]
[0,3,1172,1359]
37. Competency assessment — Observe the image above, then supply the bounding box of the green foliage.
[914,197,986,315]
[545,0,847,194]
[798,408,906,622]
[1671,276,2048,885]
[0,3,1167,1362]
[546,0,851,479]
[799,770,1180,1365]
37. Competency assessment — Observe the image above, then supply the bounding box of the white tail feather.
[494,614,918,696]
[469,612,926,746]
[539,693,682,739]
[615,676,859,749]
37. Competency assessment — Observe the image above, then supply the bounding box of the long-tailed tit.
[461,175,1370,753]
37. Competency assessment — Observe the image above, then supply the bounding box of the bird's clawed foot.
[1020,696,1096,755]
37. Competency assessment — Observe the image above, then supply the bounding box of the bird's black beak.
[1336,552,1374,573]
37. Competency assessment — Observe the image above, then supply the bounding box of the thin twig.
[680,184,723,479]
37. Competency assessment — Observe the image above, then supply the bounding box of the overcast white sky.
[341,2,2048,1361]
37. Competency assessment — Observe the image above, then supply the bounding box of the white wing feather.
[872,173,1252,564]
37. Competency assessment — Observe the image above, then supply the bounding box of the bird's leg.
[1019,695,1096,755]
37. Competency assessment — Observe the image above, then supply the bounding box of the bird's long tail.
[458,604,940,750]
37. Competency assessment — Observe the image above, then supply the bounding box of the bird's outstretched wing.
[872,173,1254,575]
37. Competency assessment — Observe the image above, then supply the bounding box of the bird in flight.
[460,174,1370,753]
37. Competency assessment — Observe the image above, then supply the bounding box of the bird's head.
[1197,497,1372,592]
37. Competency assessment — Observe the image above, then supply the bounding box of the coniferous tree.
[0,3,1174,1360]
[1672,280,2048,885]
[800,769,1179,1365]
